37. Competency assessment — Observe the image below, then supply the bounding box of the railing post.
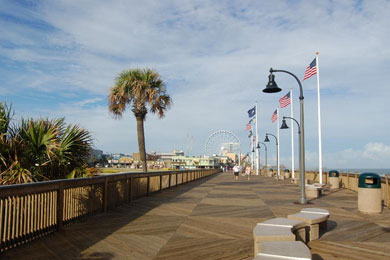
[147,176,150,196]
[129,177,133,203]
[168,174,171,189]
[126,178,130,202]
[57,182,64,231]
[176,172,178,186]
[103,177,109,212]
[386,175,389,208]
[159,174,163,191]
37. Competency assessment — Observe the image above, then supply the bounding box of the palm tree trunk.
[136,115,148,172]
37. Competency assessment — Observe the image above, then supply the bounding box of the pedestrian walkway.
[2,172,390,259]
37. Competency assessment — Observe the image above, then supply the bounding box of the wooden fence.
[0,169,220,252]
[303,171,390,208]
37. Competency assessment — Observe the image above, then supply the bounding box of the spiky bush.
[0,102,93,184]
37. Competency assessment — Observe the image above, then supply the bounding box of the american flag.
[245,123,251,131]
[271,109,278,123]
[279,92,291,108]
[303,58,317,81]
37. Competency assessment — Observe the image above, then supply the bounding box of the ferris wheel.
[204,130,241,156]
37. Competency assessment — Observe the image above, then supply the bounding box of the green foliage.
[108,68,172,172]
[108,68,172,119]
[0,102,12,134]
[0,102,93,184]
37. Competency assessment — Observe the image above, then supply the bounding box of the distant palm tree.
[108,68,171,172]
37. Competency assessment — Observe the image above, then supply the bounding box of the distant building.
[171,155,231,169]
[108,153,132,168]
[158,150,184,161]
[118,157,133,167]
[221,142,240,154]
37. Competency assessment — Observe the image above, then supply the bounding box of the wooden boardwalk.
[2,172,390,260]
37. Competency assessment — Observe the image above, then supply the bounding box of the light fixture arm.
[258,142,267,151]
[265,133,278,145]
[283,116,300,134]
[270,68,304,100]
[258,142,268,176]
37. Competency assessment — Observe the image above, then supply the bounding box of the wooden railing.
[303,171,390,208]
[0,169,220,252]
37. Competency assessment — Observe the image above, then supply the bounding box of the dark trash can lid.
[358,173,381,188]
[329,170,339,177]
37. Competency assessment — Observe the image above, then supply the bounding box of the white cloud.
[75,98,103,107]
[323,142,390,169]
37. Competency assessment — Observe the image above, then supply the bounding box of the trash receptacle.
[329,170,340,189]
[284,169,291,179]
[358,173,382,213]
[268,168,274,177]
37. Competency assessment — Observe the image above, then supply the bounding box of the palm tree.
[0,102,93,184]
[108,68,171,172]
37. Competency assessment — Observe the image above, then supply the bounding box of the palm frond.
[0,102,13,135]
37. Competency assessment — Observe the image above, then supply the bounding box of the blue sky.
[1,0,390,169]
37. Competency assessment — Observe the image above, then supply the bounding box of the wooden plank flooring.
[2,172,390,260]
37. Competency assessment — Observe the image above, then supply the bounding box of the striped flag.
[279,92,291,108]
[271,109,278,123]
[303,58,317,81]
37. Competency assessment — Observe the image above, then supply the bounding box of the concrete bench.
[253,241,312,260]
[287,208,329,241]
[305,184,324,198]
[253,218,306,255]
[291,178,311,185]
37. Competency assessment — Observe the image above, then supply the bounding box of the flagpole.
[277,106,280,179]
[290,88,295,179]
[316,52,323,184]
[250,138,253,169]
[253,137,256,169]
[255,102,259,175]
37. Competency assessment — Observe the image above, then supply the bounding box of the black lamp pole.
[258,142,268,176]
[264,68,307,204]
[264,133,278,179]
[281,116,300,180]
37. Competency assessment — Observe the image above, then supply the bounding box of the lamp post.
[264,133,278,179]
[251,146,255,168]
[280,116,300,180]
[257,142,268,176]
[263,68,306,204]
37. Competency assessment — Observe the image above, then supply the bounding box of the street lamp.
[280,116,300,179]
[257,142,268,176]
[264,133,279,179]
[263,68,307,204]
